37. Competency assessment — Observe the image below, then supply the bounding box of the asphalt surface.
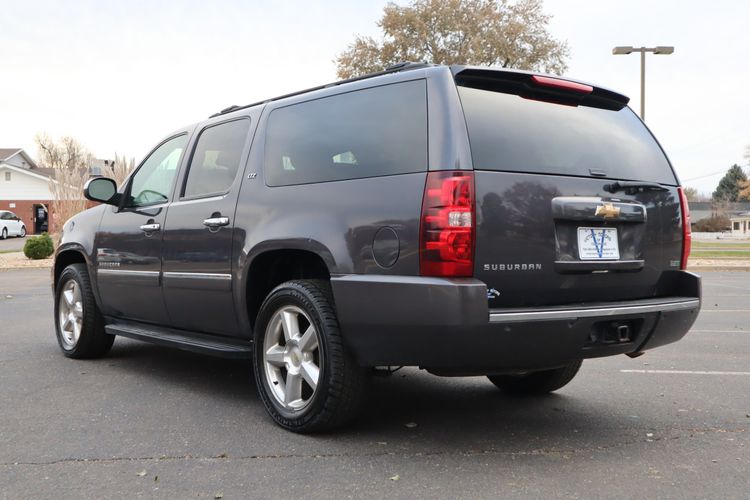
[0,235,26,252]
[0,269,748,499]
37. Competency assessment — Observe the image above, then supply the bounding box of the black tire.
[1,227,6,240]
[253,279,366,433]
[54,263,114,358]
[487,360,583,395]
[18,226,26,238]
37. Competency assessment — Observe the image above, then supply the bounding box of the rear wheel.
[488,360,583,395]
[55,263,114,358]
[253,279,366,433]
[1,227,6,239]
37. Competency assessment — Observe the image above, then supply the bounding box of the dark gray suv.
[53,63,700,432]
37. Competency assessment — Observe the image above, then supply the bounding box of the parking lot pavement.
[0,235,26,252]
[1,269,748,499]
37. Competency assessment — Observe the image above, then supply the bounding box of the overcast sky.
[1,0,747,194]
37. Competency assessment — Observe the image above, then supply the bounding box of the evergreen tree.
[712,164,748,202]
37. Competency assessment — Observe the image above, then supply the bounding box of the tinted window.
[183,119,250,198]
[457,86,677,184]
[128,135,188,207]
[0,211,9,220]
[265,80,427,186]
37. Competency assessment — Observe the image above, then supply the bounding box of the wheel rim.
[263,305,322,411]
[58,279,83,348]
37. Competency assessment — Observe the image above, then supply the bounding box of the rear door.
[161,116,254,336]
[454,69,683,308]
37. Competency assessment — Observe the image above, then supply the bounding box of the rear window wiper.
[603,181,668,194]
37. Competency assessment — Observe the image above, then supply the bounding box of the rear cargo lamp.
[420,171,475,277]
[677,187,692,270]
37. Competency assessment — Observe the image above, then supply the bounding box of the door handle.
[203,216,230,228]
[140,223,160,232]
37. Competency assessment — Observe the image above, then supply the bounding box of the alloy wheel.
[58,279,84,348]
[262,305,322,411]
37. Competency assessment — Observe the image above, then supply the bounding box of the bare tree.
[35,133,91,170]
[102,153,136,186]
[335,0,569,79]
[48,165,89,237]
[34,134,92,238]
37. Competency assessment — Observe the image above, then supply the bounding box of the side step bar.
[105,320,253,359]
[489,297,700,324]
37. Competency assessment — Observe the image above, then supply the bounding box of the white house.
[0,148,56,234]
[730,212,750,237]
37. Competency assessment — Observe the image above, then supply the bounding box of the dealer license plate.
[577,227,620,260]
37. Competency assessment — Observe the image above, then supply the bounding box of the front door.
[161,118,252,335]
[95,134,189,325]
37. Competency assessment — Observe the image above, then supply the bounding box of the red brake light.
[678,187,692,270]
[531,75,593,94]
[420,171,475,277]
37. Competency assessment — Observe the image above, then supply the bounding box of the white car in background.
[0,210,26,239]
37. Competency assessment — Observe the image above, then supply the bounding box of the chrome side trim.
[97,269,160,277]
[489,298,700,323]
[161,271,232,291]
[162,272,231,280]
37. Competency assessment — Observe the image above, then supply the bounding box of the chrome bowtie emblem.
[595,202,620,218]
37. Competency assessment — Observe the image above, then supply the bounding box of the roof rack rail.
[208,61,433,118]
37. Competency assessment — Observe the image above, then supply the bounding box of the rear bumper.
[330,272,701,369]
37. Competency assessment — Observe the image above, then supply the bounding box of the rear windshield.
[457,85,677,184]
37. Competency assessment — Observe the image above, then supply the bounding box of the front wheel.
[18,226,26,237]
[55,263,114,358]
[1,227,6,240]
[488,360,583,395]
[253,280,366,433]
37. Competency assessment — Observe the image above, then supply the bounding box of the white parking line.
[704,283,750,292]
[691,329,748,333]
[621,369,750,376]
[699,309,750,313]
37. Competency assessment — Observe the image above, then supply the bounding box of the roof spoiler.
[452,67,630,111]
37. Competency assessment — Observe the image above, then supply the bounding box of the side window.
[0,212,9,220]
[264,80,428,186]
[127,135,188,207]
[183,119,250,198]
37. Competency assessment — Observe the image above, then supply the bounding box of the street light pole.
[640,49,646,120]
[612,45,674,121]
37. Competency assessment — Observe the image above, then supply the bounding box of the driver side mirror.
[84,177,120,206]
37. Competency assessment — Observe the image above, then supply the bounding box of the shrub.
[23,232,55,260]
[692,214,730,233]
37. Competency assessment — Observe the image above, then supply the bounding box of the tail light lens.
[677,187,692,270]
[420,171,475,277]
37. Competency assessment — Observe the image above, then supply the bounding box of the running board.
[104,320,253,359]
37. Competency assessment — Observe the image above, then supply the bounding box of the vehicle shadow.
[104,338,652,451]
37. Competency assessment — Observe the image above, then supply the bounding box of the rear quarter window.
[457,85,677,185]
[264,80,427,186]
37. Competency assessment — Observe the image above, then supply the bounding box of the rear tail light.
[420,171,475,277]
[677,186,692,270]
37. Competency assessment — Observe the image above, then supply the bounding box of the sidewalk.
[0,252,53,270]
